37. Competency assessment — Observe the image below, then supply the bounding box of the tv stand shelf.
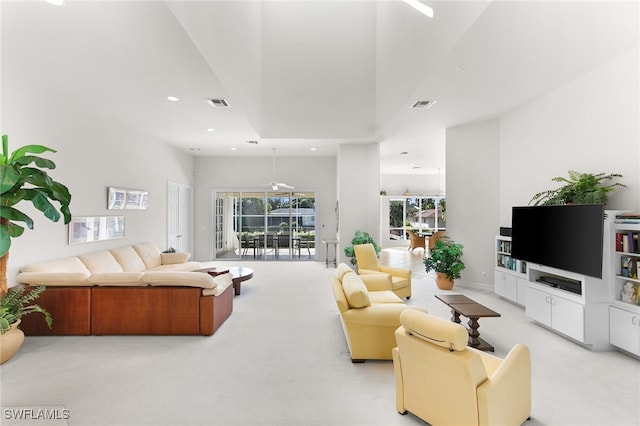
[525,264,610,349]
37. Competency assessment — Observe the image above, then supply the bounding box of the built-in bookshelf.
[610,213,640,357]
[494,235,527,306]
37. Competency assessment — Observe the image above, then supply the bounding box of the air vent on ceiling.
[411,100,432,109]
[206,98,230,108]
[246,140,259,145]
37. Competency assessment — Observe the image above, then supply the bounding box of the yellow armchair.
[392,310,531,426]
[354,243,412,299]
[329,264,426,362]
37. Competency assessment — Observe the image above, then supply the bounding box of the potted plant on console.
[529,170,625,206]
[0,134,72,363]
[424,237,465,290]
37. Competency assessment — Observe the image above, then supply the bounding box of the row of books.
[497,240,512,254]
[620,256,638,279]
[615,212,640,224]
[615,232,640,254]
[497,255,517,271]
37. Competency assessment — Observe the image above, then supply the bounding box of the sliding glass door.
[213,191,316,261]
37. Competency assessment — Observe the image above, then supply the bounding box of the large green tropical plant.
[423,237,465,280]
[529,170,625,206]
[343,230,380,266]
[0,134,72,294]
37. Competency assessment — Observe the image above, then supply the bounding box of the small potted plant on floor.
[1,284,52,364]
[343,230,380,266]
[423,237,465,290]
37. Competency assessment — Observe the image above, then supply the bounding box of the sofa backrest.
[20,256,90,274]
[79,251,124,273]
[133,242,162,269]
[109,246,147,272]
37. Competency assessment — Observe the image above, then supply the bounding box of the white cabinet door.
[495,271,517,301]
[609,306,640,355]
[516,277,528,306]
[552,296,585,342]
[526,286,551,327]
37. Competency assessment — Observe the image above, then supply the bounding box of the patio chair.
[407,230,426,253]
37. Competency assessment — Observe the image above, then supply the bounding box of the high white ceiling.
[2,1,638,175]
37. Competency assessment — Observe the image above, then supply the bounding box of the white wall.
[193,155,336,261]
[446,119,501,288]
[447,47,639,289]
[1,119,194,282]
[337,143,380,264]
[500,48,640,222]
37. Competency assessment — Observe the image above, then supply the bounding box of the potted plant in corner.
[1,284,52,364]
[343,230,380,266]
[423,237,465,290]
[0,134,72,362]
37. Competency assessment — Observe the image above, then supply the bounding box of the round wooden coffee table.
[226,266,253,296]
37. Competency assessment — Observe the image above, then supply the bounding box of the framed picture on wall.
[108,187,149,210]
[69,216,125,244]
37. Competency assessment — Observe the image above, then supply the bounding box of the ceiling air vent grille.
[411,100,432,109]
[206,98,230,108]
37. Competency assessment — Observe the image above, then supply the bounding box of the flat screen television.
[511,204,604,279]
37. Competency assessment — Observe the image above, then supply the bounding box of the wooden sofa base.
[19,284,233,336]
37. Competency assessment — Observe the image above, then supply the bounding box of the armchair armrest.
[342,305,428,327]
[357,272,393,291]
[379,266,411,278]
[476,343,531,426]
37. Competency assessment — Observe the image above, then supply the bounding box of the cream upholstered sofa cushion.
[161,252,191,264]
[16,257,91,286]
[341,272,371,308]
[79,251,124,273]
[109,246,147,272]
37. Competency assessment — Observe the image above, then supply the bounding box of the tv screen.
[511,204,604,279]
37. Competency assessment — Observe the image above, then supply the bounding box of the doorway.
[167,181,193,253]
[212,191,316,261]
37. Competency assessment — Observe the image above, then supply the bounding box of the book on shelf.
[621,256,638,279]
[616,232,640,254]
[615,212,640,224]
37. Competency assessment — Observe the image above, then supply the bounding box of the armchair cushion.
[341,272,371,308]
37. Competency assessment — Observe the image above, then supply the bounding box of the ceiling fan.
[264,148,294,191]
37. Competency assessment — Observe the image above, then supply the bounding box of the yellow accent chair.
[353,243,412,299]
[329,263,427,362]
[392,310,532,426]
[407,229,426,253]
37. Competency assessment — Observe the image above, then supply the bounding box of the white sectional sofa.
[16,242,233,336]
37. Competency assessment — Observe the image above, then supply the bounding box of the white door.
[167,181,193,254]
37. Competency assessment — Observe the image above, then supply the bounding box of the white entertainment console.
[525,264,610,350]
[495,210,640,356]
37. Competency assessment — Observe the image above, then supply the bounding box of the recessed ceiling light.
[231,147,237,151]
[310,147,317,151]
[167,96,179,102]
[206,128,215,132]
[45,0,65,5]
